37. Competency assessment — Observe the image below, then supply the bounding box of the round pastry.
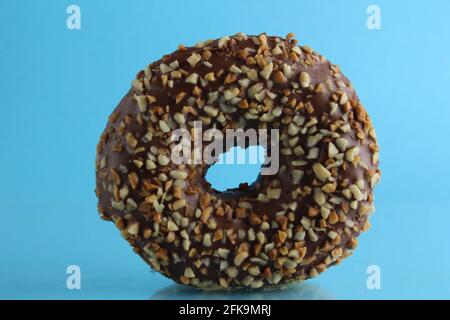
[95,33,381,290]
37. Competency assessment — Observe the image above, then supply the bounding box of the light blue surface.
[1,0,450,299]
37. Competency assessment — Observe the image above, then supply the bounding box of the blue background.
[1,0,449,299]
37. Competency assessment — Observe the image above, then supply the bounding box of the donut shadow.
[150,282,333,300]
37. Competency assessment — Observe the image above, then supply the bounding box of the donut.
[95,32,381,290]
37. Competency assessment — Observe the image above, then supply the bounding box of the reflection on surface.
[150,282,333,300]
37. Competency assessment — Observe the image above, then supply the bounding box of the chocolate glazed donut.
[95,33,381,290]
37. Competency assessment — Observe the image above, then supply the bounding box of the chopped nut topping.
[170,170,188,180]
[127,222,139,235]
[128,172,139,190]
[312,162,331,181]
[173,112,185,124]
[160,63,172,74]
[322,182,336,193]
[204,105,219,117]
[234,251,249,266]
[328,142,339,158]
[299,72,310,88]
[135,95,147,112]
[260,62,273,80]
[345,146,360,162]
[187,52,201,67]
[172,199,187,210]
[167,220,179,231]
[313,188,326,206]
[267,188,282,199]
[204,72,216,82]
[291,46,302,55]
[339,92,349,105]
[218,36,230,48]
[185,73,199,84]
[159,120,170,133]
[336,138,348,151]
[96,32,380,290]
[349,184,364,201]
[273,70,287,84]
[247,69,259,81]
[184,267,195,278]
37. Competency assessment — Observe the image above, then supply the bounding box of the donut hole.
[205,145,265,194]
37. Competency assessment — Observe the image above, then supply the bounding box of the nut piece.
[328,142,339,158]
[260,62,273,80]
[159,120,170,133]
[299,72,310,88]
[313,188,326,206]
[158,154,170,166]
[184,267,195,278]
[335,138,348,151]
[185,73,199,84]
[170,170,188,180]
[218,36,230,48]
[167,221,179,231]
[234,251,249,266]
[127,222,139,235]
[187,52,201,67]
[339,92,349,105]
[226,267,239,278]
[135,95,148,112]
[349,184,364,201]
[273,70,287,84]
[204,72,216,82]
[172,199,187,210]
[128,172,139,189]
[292,170,304,184]
[173,112,185,125]
[312,162,331,181]
[267,188,282,199]
[345,146,360,162]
